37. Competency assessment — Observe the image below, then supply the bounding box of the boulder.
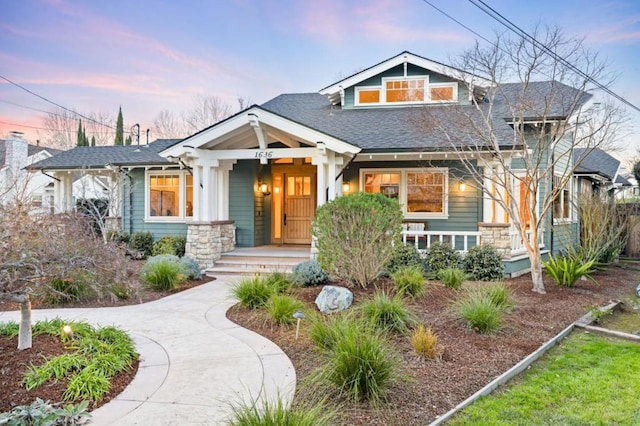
[315,285,353,314]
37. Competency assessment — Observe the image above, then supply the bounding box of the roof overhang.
[161,106,361,158]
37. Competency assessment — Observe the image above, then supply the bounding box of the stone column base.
[478,222,512,259]
[185,220,236,269]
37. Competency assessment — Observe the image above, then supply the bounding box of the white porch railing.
[510,229,545,256]
[401,230,482,255]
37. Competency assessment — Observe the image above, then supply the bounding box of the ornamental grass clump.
[232,277,274,309]
[360,292,416,334]
[321,320,398,403]
[264,272,295,295]
[140,255,187,291]
[391,265,426,298]
[309,311,359,351]
[454,285,513,334]
[266,295,304,325]
[228,395,336,426]
[411,325,443,359]
[437,267,467,290]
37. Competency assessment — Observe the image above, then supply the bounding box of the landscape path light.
[62,325,74,340]
[293,311,306,339]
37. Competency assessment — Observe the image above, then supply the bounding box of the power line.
[0,74,119,129]
[0,120,118,134]
[466,0,640,114]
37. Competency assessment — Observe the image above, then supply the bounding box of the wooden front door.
[283,173,315,244]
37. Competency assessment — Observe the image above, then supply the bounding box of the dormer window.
[354,76,458,106]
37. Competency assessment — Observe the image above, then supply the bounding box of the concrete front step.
[206,255,309,277]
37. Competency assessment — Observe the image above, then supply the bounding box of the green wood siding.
[122,169,187,239]
[229,160,256,247]
[343,161,480,236]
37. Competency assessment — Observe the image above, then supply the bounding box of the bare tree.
[422,26,626,294]
[42,108,115,150]
[152,95,245,139]
[0,201,134,350]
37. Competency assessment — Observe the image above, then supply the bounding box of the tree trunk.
[18,296,32,350]
[530,252,546,294]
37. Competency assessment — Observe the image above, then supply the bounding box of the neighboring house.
[573,148,629,195]
[0,131,61,212]
[30,51,602,275]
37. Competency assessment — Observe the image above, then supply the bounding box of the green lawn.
[449,331,640,425]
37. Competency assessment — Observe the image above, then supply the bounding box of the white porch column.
[54,171,73,212]
[314,157,327,207]
[192,165,202,221]
[200,163,219,221]
[108,171,122,217]
[217,160,235,220]
[327,151,337,201]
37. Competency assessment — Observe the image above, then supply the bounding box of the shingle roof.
[491,81,592,121]
[261,93,517,152]
[28,139,181,170]
[0,140,62,167]
[573,148,620,181]
[616,174,632,186]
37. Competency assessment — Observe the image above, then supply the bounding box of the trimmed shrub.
[543,254,596,287]
[180,255,202,280]
[129,231,154,259]
[385,243,423,274]
[266,295,304,325]
[232,277,274,309]
[463,245,504,281]
[292,259,329,287]
[152,235,187,257]
[360,292,416,334]
[437,267,467,290]
[313,192,403,288]
[140,255,187,291]
[411,325,443,359]
[264,272,294,295]
[425,242,461,276]
[391,265,426,298]
[323,321,398,402]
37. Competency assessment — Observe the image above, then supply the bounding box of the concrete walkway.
[0,278,296,425]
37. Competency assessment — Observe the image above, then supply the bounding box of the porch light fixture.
[459,182,466,192]
[259,182,271,196]
[342,182,350,193]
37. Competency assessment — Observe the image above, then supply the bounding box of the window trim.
[359,167,449,219]
[553,174,573,224]
[145,170,192,222]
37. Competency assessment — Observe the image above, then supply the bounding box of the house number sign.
[255,150,274,159]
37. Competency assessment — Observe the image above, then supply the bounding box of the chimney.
[5,131,29,175]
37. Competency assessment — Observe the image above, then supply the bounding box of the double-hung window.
[146,171,193,221]
[553,175,572,222]
[361,168,448,218]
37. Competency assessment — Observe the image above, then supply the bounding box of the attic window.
[356,88,380,104]
[353,76,458,106]
[386,79,424,103]
[429,83,457,102]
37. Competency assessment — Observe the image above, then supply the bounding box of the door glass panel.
[303,177,311,195]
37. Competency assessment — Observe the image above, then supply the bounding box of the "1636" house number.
[255,151,274,159]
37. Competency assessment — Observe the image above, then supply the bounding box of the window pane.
[185,174,193,217]
[149,174,180,217]
[430,86,454,101]
[303,177,311,195]
[406,172,444,213]
[386,79,425,103]
[358,89,380,104]
[364,172,400,198]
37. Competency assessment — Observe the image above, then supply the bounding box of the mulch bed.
[0,265,214,413]
[226,265,640,425]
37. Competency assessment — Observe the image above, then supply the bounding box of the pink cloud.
[583,15,640,44]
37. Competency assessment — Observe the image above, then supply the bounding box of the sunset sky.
[1,0,639,161]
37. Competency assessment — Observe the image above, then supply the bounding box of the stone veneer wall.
[185,220,235,269]
[478,222,512,259]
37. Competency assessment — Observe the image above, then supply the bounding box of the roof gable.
[573,148,620,181]
[319,51,492,104]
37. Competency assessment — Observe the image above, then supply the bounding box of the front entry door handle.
[284,213,287,226]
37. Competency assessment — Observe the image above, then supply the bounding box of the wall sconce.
[342,182,350,194]
[459,182,466,192]
[259,182,271,196]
